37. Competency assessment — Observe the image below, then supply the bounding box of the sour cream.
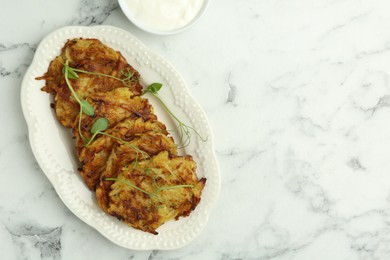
[122,0,205,32]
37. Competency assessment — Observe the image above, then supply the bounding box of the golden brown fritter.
[96,134,178,186]
[72,87,156,153]
[96,151,206,235]
[38,38,143,127]
[78,117,174,190]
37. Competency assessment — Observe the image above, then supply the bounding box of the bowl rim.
[118,0,210,35]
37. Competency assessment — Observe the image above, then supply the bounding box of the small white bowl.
[118,0,210,35]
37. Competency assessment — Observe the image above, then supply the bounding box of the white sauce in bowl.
[123,0,205,32]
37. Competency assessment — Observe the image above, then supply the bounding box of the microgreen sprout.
[85,118,149,166]
[63,61,206,149]
[78,109,88,143]
[62,60,139,146]
[105,178,151,196]
[63,60,95,116]
[142,83,207,148]
[65,63,138,87]
[62,60,94,142]
[85,117,109,146]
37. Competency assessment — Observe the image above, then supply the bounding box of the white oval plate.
[20,25,220,250]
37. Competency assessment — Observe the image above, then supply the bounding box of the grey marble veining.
[3,0,390,259]
[7,224,62,259]
[73,0,119,26]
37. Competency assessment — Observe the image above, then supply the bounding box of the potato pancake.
[96,151,206,234]
[72,87,156,153]
[39,38,143,127]
[78,118,175,190]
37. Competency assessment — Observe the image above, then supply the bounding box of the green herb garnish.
[142,83,207,148]
[63,60,94,142]
[85,118,149,166]
[86,117,109,146]
[105,177,151,196]
[63,61,206,148]
[66,64,138,87]
[77,109,88,143]
[80,99,94,116]
[63,60,95,116]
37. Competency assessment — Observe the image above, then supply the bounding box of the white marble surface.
[2,0,390,259]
